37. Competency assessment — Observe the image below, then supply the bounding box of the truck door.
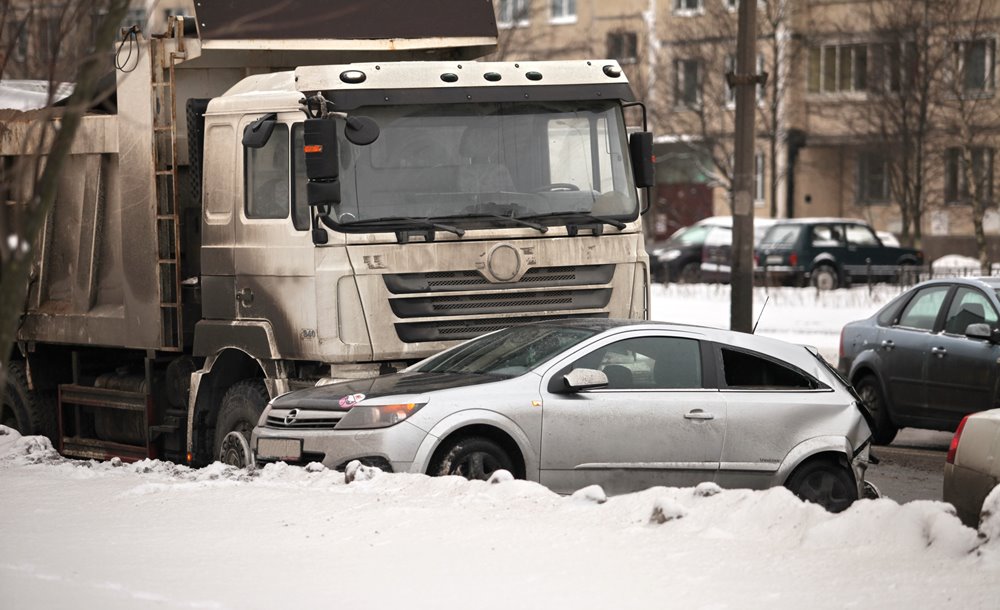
[234,115,318,359]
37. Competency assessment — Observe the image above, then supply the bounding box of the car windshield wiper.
[342,216,465,239]
[520,211,627,231]
[462,212,548,233]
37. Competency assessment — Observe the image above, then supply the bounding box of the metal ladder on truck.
[58,19,189,462]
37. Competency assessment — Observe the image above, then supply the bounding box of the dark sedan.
[839,277,1000,444]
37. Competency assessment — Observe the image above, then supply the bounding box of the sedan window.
[721,348,819,389]
[569,336,702,389]
[896,285,950,331]
[943,287,999,335]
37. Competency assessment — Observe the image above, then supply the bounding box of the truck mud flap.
[58,384,155,462]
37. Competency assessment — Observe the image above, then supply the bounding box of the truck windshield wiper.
[520,211,627,231]
[462,212,548,233]
[342,216,465,238]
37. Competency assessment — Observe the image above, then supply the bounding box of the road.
[864,428,954,504]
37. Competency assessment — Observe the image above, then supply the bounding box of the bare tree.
[0,0,132,373]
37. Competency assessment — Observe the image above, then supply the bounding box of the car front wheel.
[430,436,514,480]
[855,375,898,445]
[785,458,858,513]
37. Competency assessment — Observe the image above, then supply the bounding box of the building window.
[498,0,530,27]
[674,0,703,13]
[607,31,638,64]
[675,59,701,107]
[549,0,576,23]
[754,152,765,204]
[954,38,996,94]
[872,41,916,92]
[808,43,868,94]
[945,147,995,204]
[857,152,890,204]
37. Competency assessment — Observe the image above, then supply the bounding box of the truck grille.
[385,264,616,343]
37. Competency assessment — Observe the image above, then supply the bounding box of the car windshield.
[671,224,713,245]
[414,325,599,378]
[302,100,639,233]
[760,224,802,247]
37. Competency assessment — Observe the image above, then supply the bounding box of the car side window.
[943,287,999,335]
[845,224,879,246]
[810,224,843,247]
[720,348,819,389]
[569,336,702,390]
[896,286,950,331]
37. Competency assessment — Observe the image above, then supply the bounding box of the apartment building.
[492,0,1000,259]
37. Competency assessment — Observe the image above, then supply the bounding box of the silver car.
[944,408,1000,527]
[253,320,875,512]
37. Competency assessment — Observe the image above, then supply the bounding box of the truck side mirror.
[629,131,655,189]
[242,114,277,149]
[304,118,341,205]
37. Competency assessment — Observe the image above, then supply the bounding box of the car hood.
[269,371,503,411]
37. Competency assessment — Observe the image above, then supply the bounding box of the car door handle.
[684,409,715,420]
[880,340,894,350]
[931,346,947,358]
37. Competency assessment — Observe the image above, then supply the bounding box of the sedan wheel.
[678,262,701,284]
[431,437,514,480]
[785,459,858,513]
[855,375,898,445]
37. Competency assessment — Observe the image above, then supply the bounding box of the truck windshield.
[297,100,639,233]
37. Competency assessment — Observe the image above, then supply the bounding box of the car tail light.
[789,252,798,266]
[946,415,970,464]
[753,253,759,265]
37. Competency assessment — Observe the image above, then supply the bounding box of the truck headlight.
[334,402,426,430]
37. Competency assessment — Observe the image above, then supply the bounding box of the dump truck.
[1,0,653,467]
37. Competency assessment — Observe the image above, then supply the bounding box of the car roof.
[909,276,1000,291]
[766,217,870,226]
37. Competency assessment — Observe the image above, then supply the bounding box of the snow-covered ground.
[3,284,1000,609]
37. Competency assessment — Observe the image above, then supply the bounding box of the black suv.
[755,218,923,290]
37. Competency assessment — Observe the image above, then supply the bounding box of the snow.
[3,283,1000,608]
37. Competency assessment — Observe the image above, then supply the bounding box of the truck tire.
[214,378,269,467]
[2,361,56,441]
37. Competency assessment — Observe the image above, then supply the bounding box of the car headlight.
[660,249,682,262]
[334,402,427,430]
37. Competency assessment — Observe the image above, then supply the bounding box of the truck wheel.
[2,362,55,441]
[811,265,839,290]
[855,375,898,445]
[784,457,858,513]
[214,379,269,468]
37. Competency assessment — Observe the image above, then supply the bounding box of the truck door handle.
[684,409,714,420]
[880,340,894,350]
[237,287,254,308]
[931,346,947,358]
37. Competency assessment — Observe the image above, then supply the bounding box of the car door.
[539,332,725,495]
[878,284,952,425]
[924,286,1000,427]
[843,223,886,281]
[713,344,839,489]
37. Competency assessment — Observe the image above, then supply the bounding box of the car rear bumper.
[755,266,804,285]
[943,462,998,527]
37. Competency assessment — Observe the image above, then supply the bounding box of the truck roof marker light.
[340,70,366,84]
[603,65,622,78]
[484,72,502,82]
[441,73,459,83]
[526,71,543,81]
[304,144,323,154]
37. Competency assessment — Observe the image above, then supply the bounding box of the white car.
[944,408,1000,527]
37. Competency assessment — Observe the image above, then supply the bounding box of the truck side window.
[290,124,310,231]
[245,122,290,220]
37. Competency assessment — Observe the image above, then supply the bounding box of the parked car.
[699,217,777,283]
[756,218,923,290]
[943,409,1000,527]
[648,216,733,283]
[254,319,876,512]
[839,277,1000,444]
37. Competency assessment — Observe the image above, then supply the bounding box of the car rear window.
[760,224,801,247]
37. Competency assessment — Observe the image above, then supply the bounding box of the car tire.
[678,261,701,284]
[855,375,898,445]
[2,361,56,441]
[214,378,269,468]
[784,457,858,513]
[430,436,515,481]
[811,265,839,290]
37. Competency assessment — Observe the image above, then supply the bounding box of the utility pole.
[727,0,765,333]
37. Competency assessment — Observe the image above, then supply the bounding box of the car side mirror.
[559,368,608,393]
[966,323,1000,343]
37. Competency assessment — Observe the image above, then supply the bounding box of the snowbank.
[2,425,999,609]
